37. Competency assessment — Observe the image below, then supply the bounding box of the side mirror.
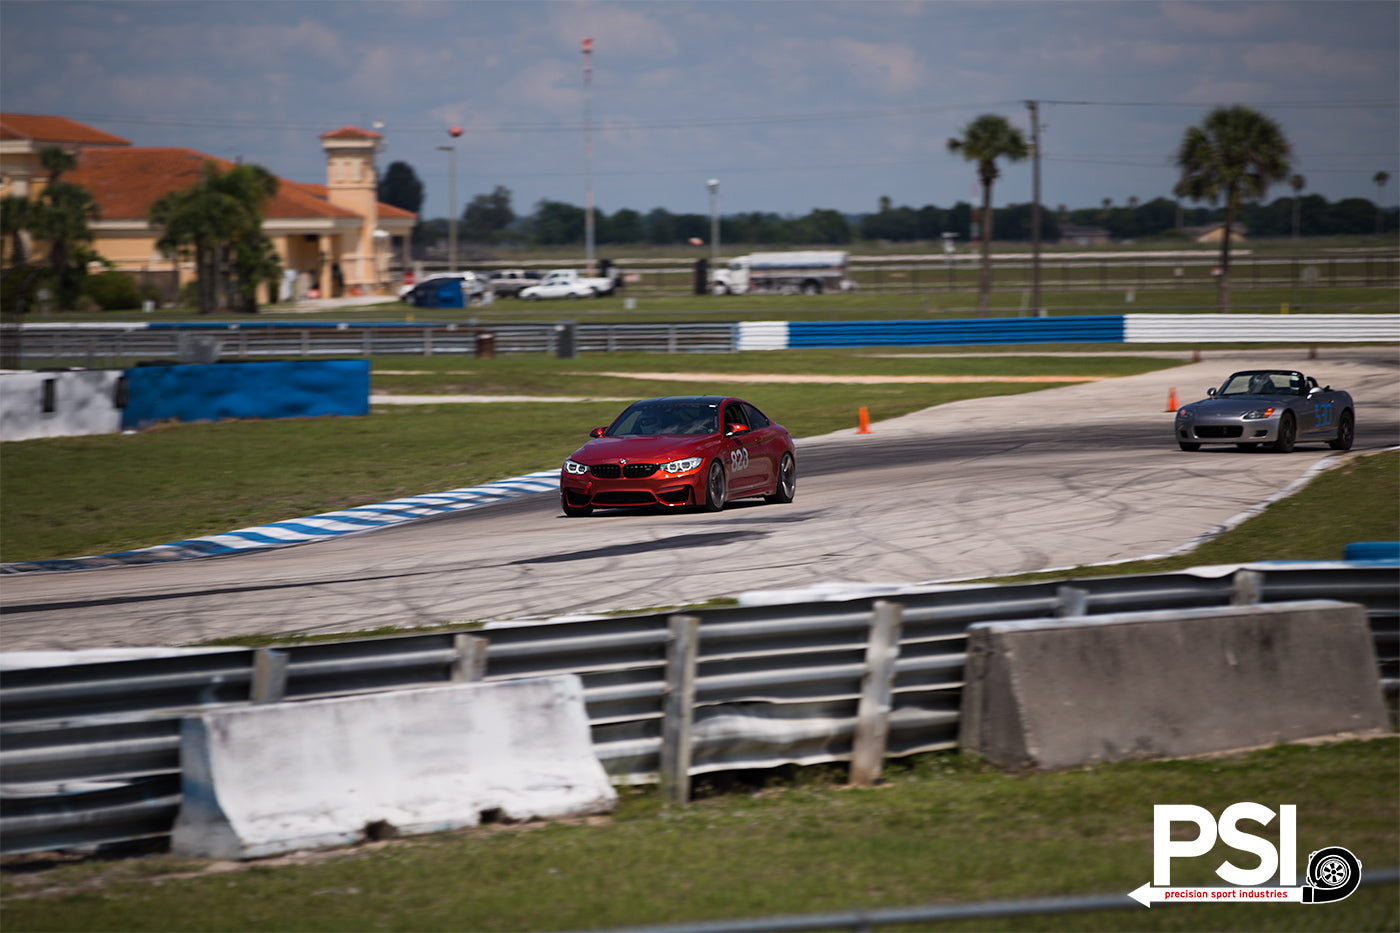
[1206,387,1216,396]
[589,427,606,438]
[726,423,750,436]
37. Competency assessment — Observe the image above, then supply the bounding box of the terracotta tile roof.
[319,126,382,140]
[0,113,130,147]
[67,147,404,222]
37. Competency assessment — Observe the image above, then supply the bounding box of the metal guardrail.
[1,565,1396,855]
[14,313,1400,364]
[8,322,738,362]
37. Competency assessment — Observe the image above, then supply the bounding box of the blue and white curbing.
[1,470,561,574]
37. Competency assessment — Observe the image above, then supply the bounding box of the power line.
[61,98,1398,138]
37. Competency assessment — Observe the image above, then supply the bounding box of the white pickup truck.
[520,268,616,300]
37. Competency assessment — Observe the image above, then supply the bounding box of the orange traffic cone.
[857,406,871,434]
[1165,388,1178,412]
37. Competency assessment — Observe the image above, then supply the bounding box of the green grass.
[2,739,1395,931]
[0,350,1175,562]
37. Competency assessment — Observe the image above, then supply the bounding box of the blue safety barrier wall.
[787,316,1126,348]
[120,360,370,430]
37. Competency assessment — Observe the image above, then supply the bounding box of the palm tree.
[948,114,1028,315]
[150,161,279,313]
[1,195,34,267]
[38,145,78,184]
[1174,105,1292,313]
[32,182,100,310]
[26,147,99,309]
[150,170,233,313]
[1373,171,1390,235]
[1289,174,1306,239]
[215,164,280,313]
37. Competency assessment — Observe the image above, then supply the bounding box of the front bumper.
[1176,412,1280,444]
[560,469,703,509]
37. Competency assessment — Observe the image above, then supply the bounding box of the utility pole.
[582,37,595,276]
[707,178,720,278]
[1026,100,1042,316]
[438,131,460,273]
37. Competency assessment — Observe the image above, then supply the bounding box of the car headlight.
[662,456,703,474]
[1242,407,1276,420]
[563,460,589,475]
[1176,407,1191,420]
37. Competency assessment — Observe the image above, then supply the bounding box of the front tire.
[1272,411,1297,453]
[1329,409,1354,450]
[766,453,796,503]
[1178,441,1200,452]
[703,461,727,512]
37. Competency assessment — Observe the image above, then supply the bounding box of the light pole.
[707,178,719,283]
[439,128,461,273]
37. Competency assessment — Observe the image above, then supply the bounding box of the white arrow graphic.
[1128,884,1306,908]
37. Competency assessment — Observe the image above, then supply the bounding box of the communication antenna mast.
[583,37,595,276]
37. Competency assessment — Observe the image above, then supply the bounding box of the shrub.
[0,264,48,315]
[84,270,144,311]
[177,280,201,309]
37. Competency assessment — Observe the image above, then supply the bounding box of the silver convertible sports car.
[1174,369,1355,453]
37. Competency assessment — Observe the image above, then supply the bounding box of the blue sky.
[3,1,1397,221]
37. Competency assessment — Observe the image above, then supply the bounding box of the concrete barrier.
[960,600,1389,770]
[0,370,124,441]
[172,676,615,859]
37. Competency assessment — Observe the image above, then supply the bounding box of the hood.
[1191,397,1277,416]
[570,435,718,464]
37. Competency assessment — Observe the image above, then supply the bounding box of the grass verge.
[2,739,1395,931]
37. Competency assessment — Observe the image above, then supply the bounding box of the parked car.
[1173,369,1355,453]
[398,272,486,303]
[486,269,542,298]
[560,396,797,516]
[520,268,615,300]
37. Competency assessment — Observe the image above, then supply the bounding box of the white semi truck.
[710,250,855,295]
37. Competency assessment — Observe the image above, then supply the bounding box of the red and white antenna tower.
[582,37,595,276]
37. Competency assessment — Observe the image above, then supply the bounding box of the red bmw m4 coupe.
[560,396,797,516]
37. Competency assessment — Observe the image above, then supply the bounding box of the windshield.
[608,401,720,436]
[1217,371,1303,397]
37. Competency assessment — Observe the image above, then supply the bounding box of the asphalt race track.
[2,348,1396,651]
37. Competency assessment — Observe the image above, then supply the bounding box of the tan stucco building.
[1,114,415,304]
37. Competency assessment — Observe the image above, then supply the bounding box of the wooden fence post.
[660,614,700,805]
[850,600,902,786]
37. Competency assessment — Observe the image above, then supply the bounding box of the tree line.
[391,184,1395,249]
[381,172,1395,253]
